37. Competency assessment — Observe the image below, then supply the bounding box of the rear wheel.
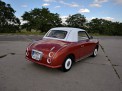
[62,57,73,72]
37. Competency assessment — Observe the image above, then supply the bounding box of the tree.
[22,7,62,32]
[66,14,86,28]
[86,18,122,35]
[86,18,113,35]
[0,0,20,33]
[110,22,122,36]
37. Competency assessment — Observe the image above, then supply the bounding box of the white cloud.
[87,17,114,21]
[54,6,61,8]
[94,0,108,3]
[42,3,50,7]
[113,0,122,4]
[43,0,79,8]
[59,1,79,7]
[69,3,79,7]
[60,16,68,23]
[43,0,55,2]
[59,1,66,5]
[103,17,114,21]
[19,17,28,25]
[21,4,28,8]
[78,8,90,13]
[91,17,96,19]
[86,17,95,22]
[90,3,101,7]
[90,0,108,7]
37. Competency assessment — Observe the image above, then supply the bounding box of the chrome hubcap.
[65,58,72,70]
[94,49,98,56]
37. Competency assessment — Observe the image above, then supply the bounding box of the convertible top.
[44,27,86,42]
[50,27,85,32]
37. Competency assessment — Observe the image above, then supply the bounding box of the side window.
[78,31,89,41]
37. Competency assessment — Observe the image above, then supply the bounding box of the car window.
[46,30,67,39]
[78,31,89,41]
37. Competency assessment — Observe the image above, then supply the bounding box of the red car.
[26,27,99,72]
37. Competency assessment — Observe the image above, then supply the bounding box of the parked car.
[26,27,99,72]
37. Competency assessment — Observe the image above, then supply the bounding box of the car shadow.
[27,55,99,74]
[72,55,100,69]
[29,62,63,74]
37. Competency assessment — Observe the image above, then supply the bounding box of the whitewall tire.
[62,57,73,72]
[92,48,98,57]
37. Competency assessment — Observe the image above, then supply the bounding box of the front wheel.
[92,48,98,57]
[62,57,73,72]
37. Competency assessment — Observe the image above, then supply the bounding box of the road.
[0,35,122,91]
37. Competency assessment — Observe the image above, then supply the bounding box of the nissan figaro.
[26,27,99,72]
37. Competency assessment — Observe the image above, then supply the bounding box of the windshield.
[46,30,67,39]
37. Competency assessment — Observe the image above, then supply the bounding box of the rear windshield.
[46,30,67,39]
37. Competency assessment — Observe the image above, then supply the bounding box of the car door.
[77,31,92,59]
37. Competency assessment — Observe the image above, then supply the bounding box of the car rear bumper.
[26,57,62,68]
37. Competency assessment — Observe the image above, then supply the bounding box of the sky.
[2,0,122,23]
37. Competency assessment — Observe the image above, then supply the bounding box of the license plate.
[31,50,43,61]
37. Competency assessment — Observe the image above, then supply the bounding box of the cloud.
[94,0,108,3]
[19,17,28,25]
[59,1,79,7]
[69,3,79,7]
[90,0,108,7]
[43,0,79,8]
[113,0,122,4]
[54,6,61,8]
[60,16,68,23]
[78,8,90,13]
[90,3,101,7]
[21,4,28,8]
[42,3,50,7]
[43,0,55,2]
[103,17,114,21]
[87,17,114,21]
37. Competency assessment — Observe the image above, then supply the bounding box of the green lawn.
[0,29,46,35]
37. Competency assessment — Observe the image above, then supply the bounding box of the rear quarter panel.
[51,39,99,66]
[51,42,80,66]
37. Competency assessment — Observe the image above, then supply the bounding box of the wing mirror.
[90,36,93,39]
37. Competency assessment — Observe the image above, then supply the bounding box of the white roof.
[43,27,85,42]
[50,27,85,31]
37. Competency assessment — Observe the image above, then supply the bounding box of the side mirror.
[90,36,93,39]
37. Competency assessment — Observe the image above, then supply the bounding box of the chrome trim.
[76,53,92,62]
[50,47,55,51]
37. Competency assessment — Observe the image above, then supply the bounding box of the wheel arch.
[95,44,99,50]
[65,53,75,63]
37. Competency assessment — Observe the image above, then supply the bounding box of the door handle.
[81,45,84,48]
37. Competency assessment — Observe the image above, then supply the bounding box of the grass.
[0,29,46,35]
[89,33,103,36]
[89,33,111,36]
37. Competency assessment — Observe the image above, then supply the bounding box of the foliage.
[21,8,62,32]
[86,18,122,35]
[66,13,86,29]
[1,0,122,35]
[0,0,20,33]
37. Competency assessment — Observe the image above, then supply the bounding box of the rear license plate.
[31,50,43,61]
